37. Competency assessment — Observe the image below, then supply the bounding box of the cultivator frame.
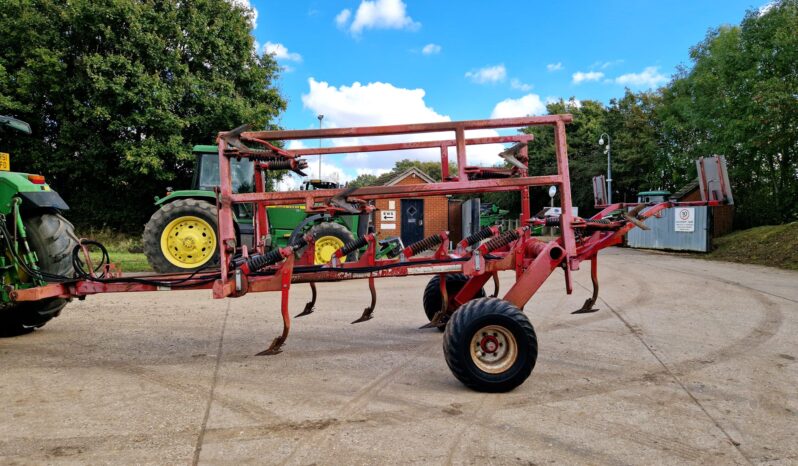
[10,114,733,390]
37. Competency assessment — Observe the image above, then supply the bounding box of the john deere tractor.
[0,116,77,336]
[143,145,363,273]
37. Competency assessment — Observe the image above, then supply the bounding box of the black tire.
[0,213,76,337]
[143,199,219,273]
[422,274,486,331]
[308,222,357,264]
[443,297,537,392]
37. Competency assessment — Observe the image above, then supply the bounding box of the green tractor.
[0,116,78,336]
[143,145,363,273]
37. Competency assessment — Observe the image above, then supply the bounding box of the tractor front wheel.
[0,213,76,337]
[308,222,357,264]
[143,199,219,273]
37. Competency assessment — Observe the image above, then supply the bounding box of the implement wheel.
[143,199,219,273]
[308,222,357,265]
[422,274,486,331]
[443,297,537,392]
[0,213,76,337]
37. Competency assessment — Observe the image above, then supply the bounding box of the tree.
[658,0,798,226]
[0,0,286,230]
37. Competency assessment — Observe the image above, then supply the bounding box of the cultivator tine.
[573,256,600,314]
[295,282,317,317]
[351,276,377,324]
[256,256,293,356]
[419,311,448,329]
[491,273,500,297]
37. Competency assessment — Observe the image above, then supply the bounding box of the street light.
[317,114,324,179]
[598,133,612,204]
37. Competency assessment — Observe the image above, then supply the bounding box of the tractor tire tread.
[143,198,219,273]
[443,297,537,392]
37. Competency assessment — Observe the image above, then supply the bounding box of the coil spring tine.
[407,234,443,256]
[338,235,369,258]
[481,229,520,253]
[461,226,497,247]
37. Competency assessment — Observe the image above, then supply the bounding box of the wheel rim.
[160,216,216,268]
[469,324,518,374]
[314,235,345,265]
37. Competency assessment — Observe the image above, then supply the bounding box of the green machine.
[0,116,78,336]
[479,202,510,228]
[143,145,363,273]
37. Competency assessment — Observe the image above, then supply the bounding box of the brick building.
[371,168,449,245]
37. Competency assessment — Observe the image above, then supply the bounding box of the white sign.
[381,223,396,230]
[674,207,695,232]
[388,200,396,209]
[381,210,396,221]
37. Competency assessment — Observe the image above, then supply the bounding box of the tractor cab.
[191,145,255,193]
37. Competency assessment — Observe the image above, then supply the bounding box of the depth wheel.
[143,199,219,273]
[443,297,537,392]
[422,274,486,331]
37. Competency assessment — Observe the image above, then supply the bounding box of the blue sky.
[242,0,766,187]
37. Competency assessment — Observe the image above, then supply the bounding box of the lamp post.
[598,133,612,204]
[317,114,324,179]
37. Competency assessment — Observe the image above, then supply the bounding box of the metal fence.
[627,206,710,252]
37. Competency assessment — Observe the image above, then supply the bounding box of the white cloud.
[614,66,668,88]
[422,43,442,55]
[591,59,624,70]
[465,64,507,84]
[491,94,547,119]
[572,70,604,84]
[356,168,391,177]
[546,62,563,72]
[335,9,351,28]
[758,1,776,15]
[263,42,302,62]
[510,78,533,92]
[300,78,506,171]
[227,0,258,29]
[337,0,420,35]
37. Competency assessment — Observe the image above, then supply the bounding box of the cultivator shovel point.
[295,282,317,318]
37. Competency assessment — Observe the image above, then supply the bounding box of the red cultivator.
[11,115,733,392]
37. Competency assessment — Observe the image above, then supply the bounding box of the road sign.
[674,207,695,232]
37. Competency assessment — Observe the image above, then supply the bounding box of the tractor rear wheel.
[0,213,76,337]
[308,222,357,264]
[423,274,486,331]
[143,199,219,273]
[443,297,537,392]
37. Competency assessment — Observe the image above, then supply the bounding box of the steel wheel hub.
[314,235,345,264]
[160,216,216,268]
[469,324,518,374]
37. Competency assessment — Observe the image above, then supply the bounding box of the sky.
[240,0,768,189]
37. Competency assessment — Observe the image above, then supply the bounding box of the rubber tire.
[0,213,76,337]
[143,199,219,273]
[422,274,486,331]
[443,297,537,392]
[308,222,358,263]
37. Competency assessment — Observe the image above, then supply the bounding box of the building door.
[401,199,424,245]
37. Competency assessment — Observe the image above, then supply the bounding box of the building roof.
[670,179,700,200]
[377,167,437,186]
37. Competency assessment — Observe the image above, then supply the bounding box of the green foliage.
[348,173,378,188]
[511,0,798,227]
[659,0,798,226]
[0,0,285,230]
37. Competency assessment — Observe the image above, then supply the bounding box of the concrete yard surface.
[0,248,796,465]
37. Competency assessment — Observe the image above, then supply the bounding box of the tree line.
[1,1,795,231]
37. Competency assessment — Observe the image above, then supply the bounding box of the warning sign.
[674,207,695,232]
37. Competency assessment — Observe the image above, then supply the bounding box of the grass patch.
[76,228,152,273]
[706,222,798,270]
